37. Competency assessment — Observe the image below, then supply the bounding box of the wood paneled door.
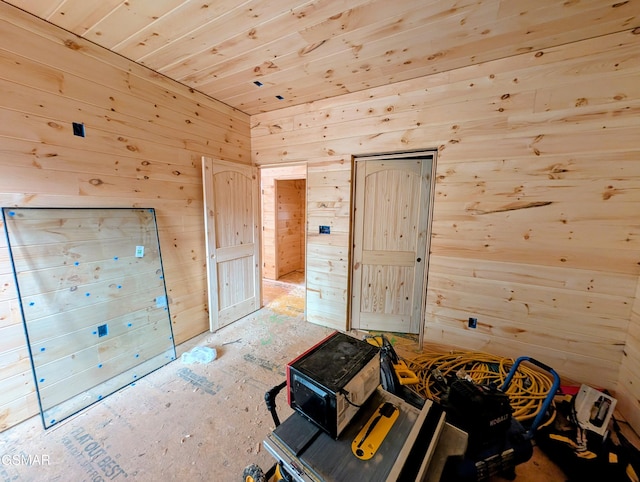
[351,152,436,336]
[202,158,261,332]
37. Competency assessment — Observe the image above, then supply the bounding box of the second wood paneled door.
[351,153,435,335]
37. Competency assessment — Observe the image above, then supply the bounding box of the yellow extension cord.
[402,350,555,423]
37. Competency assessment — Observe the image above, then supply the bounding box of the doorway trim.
[259,164,308,284]
[350,150,437,347]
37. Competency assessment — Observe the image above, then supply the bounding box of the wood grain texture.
[276,179,305,277]
[202,158,260,332]
[351,156,433,335]
[252,29,640,432]
[1,0,639,436]
[0,6,250,432]
[260,165,306,280]
[2,208,175,428]
[4,0,638,114]
[617,277,640,432]
[306,157,352,331]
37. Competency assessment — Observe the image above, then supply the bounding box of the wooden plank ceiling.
[3,0,638,115]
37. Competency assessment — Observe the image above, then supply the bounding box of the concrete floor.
[1,274,570,481]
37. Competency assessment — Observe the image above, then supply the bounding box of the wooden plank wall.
[0,4,250,431]
[252,30,640,431]
[260,165,306,280]
[277,179,306,278]
[618,279,640,431]
[306,157,352,331]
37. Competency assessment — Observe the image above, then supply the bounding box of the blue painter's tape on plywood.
[156,295,168,308]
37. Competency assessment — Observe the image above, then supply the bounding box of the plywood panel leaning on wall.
[2,208,175,429]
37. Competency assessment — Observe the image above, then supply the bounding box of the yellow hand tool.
[393,360,419,385]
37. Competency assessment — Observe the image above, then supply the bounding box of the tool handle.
[357,414,382,448]
[393,361,419,385]
[500,356,561,438]
[265,381,287,427]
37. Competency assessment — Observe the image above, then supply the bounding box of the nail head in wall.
[72,122,85,137]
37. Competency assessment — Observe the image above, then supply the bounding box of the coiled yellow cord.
[403,350,554,422]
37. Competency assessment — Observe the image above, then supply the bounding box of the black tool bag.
[535,396,640,482]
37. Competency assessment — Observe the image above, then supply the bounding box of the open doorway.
[260,165,307,314]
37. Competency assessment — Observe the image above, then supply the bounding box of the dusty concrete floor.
[1,273,570,481]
